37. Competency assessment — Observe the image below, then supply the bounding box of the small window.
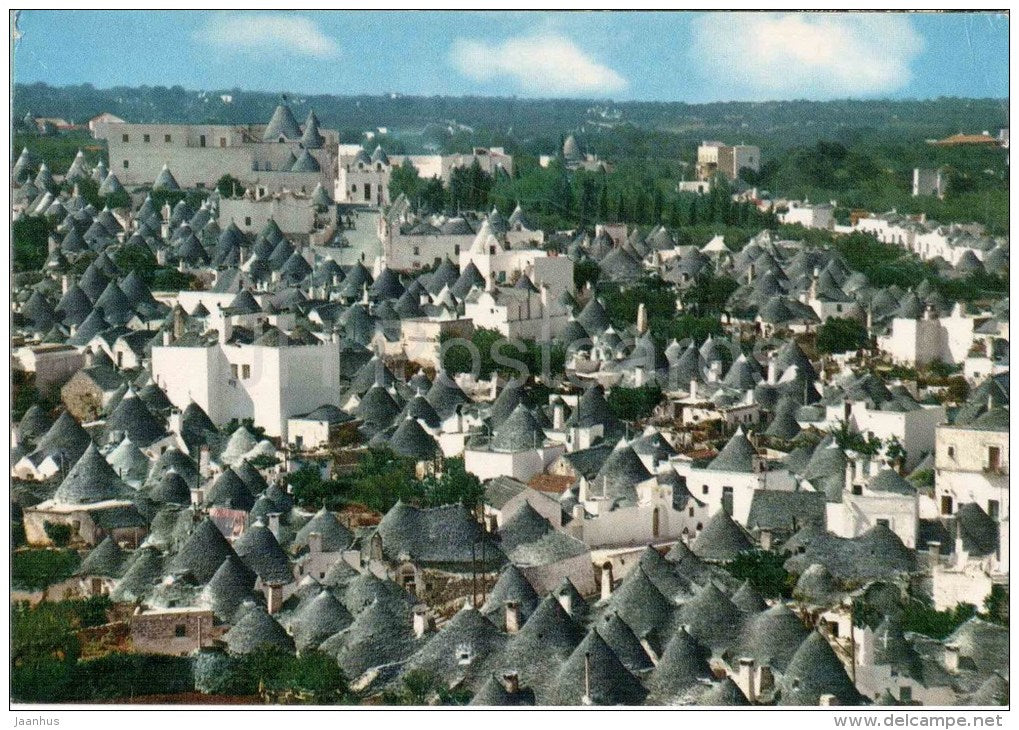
[988,500,1000,520]
[876,518,890,528]
[688,507,694,517]
[174,624,186,638]
[988,446,1001,471]
[413,246,420,256]
[852,484,863,496]
[701,485,708,495]
[454,244,460,255]
[941,495,953,515]
[220,137,226,148]
[122,133,129,143]
[143,134,150,143]
[900,686,912,703]
[231,364,239,378]
[350,184,357,193]
[364,183,371,201]
[242,364,251,379]
[164,134,172,143]
[199,135,206,148]
[947,446,955,459]
[244,216,251,226]
[123,159,129,169]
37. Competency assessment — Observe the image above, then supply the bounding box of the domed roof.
[777,631,862,705]
[169,517,237,583]
[233,521,292,585]
[263,103,302,141]
[53,443,133,505]
[691,509,754,562]
[547,630,647,705]
[223,604,295,654]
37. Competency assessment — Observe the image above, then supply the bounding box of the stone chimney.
[689,379,698,400]
[553,400,565,430]
[218,318,233,345]
[819,694,838,707]
[767,353,777,385]
[168,409,182,435]
[557,589,572,617]
[199,445,211,479]
[708,360,722,383]
[944,643,960,673]
[61,275,72,294]
[257,583,281,615]
[581,652,593,706]
[737,657,757,703]
[173,306,185,339]
[759,529,773,551]
[267,513,281,540]
[505,600,521,634]
[308,531,323,554]
[927,541,941,558]
[502,671,520,695]
[413,605,433,638]
[600,563,614,601]
[639,632,660,666]
[636,302,648,335]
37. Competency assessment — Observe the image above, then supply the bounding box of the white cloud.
[450,33,626,96]
[197,13,338,59]
[689,13,924,100]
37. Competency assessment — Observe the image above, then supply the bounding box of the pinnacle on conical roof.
[300,110,325,149]
[263,102,302,141]
[152,164,181,192]
[53,442,132,505]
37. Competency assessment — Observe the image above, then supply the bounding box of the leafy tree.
[149,188,187,210]
[829,419,882,455]
[12,548,79,589]
[11,597,111,702]
[817,317,868,354]
[983,584,1008,626]
[900,595,977,640]
[103,188,132,210]
[13,215,51,272]
[884,437,908,474]
[150,268,197,291]
[607,385,662,422]
[725,549,794,598]
[421,458,484,508]
[389,160,422,203]
[945,376,970,404]
[42,522,73,548]
[216,174,246,198]
[574,259,600,290]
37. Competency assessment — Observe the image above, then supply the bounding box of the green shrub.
[724,549,794,598]
[12,548,79,590]
[43,522,73,547]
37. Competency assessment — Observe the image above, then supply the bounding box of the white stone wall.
[219,196,317,235]
[935,425,1008,520]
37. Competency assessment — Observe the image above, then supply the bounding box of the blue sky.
[12,11,1009,102]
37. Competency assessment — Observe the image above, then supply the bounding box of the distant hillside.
[13,82,1009,158]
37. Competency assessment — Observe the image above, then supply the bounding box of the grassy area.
[12,548,81,592]
[13,129,106,173]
